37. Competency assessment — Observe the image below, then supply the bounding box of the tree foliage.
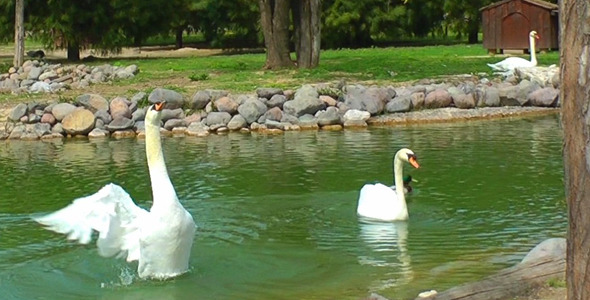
[0,0,558,60]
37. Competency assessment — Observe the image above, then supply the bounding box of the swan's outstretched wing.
[34,183,148,262]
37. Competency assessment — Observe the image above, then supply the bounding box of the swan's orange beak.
[535,34,540,39]
[409,157,420,168]
[154,101,166,111]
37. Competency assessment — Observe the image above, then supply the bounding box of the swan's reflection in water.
[357,219,413,290]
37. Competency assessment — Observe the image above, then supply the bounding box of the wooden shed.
[481,0,558,54]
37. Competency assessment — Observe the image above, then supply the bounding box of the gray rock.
[342,109,370,122]
[88,128,109,138]
[39,70,58,81]
[256,87,283,99]
[148,88,185,109]
[76,94,109,113]
[214,96,239,114]
[131,92,147,103]
[483,86,501,107]
[263,107,283,122]
[386,95,412,113]
[51,103,77,121]
[343,85,390,115]
[51,123,64,135]
[20,79,35,87]
[109,96,132,119]
[190,90,211,110]
[164,119,188,130]
[32,123,51,137]
[205,112,232,126]
[26,113,41,123]
[95,109,113,124]
[161,108,185,122]
[114,70,134,80]
[124,64,139,75]
[29,81,51,92]
[186,122,210,136]
[238,97,267,124]
[267,94,288,109]
[521,238,566,264]
[499,85,526,106]
[28,67,42,80]
[283,85,325,117]
[132,107,146,122]
[61,109,95,135]
[527,87,559,107]
[298,114,319,129]
[105,117,134,132]
[425,89,452,108]
[133,121,145,132]
[8,124,25,139]
[227,114,248,130]
[453,93,476,109]
[95,118,105,129]
[8,103,28,122]
[281,113,299,124]
[316,107,341,126]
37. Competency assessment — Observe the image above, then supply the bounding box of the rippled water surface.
[0,115,565,300]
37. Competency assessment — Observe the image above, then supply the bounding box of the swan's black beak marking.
[407,154,420,169]
[153,101,166,111]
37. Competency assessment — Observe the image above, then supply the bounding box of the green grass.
[0,43,560,104]
[108,44,558,91]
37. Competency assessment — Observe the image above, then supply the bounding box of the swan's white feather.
[34,183,147,262]
[487,57,535,72]
[357,183,408,221]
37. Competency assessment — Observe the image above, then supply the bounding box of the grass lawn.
[0,43,560,105]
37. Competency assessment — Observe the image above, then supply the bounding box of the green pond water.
[0,114,566,300]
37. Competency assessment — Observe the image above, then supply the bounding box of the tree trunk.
[467,18,479,44]
[292,0,321,68]
[67,43,80,61]
[13,0,24,67]
[258,0,293,69]
[560,0,590,299]
[175,28,184,49]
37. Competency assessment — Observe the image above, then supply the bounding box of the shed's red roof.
[480,0,558,11]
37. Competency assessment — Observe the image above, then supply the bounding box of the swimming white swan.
[34,101,196,280]
[357,148,420,221]
[487,30,540,73]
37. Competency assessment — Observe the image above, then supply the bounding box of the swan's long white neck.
[393,153,407,205]
[529,35,537,65]
[145,117,178,209]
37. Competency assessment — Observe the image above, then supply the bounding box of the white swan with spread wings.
[34,102,196,280]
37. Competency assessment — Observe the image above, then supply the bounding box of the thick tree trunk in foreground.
[292,0,320,68]
[258,0,293,69]
[13,0,24,67]
[560,0,590,299]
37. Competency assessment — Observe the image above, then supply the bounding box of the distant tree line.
[0,0,557,62]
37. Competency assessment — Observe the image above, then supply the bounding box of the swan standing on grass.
[357,148,420,221]
[487,30,540,73]
[34,101,196,280]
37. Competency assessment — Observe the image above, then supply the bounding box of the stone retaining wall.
[0,66,561,141]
